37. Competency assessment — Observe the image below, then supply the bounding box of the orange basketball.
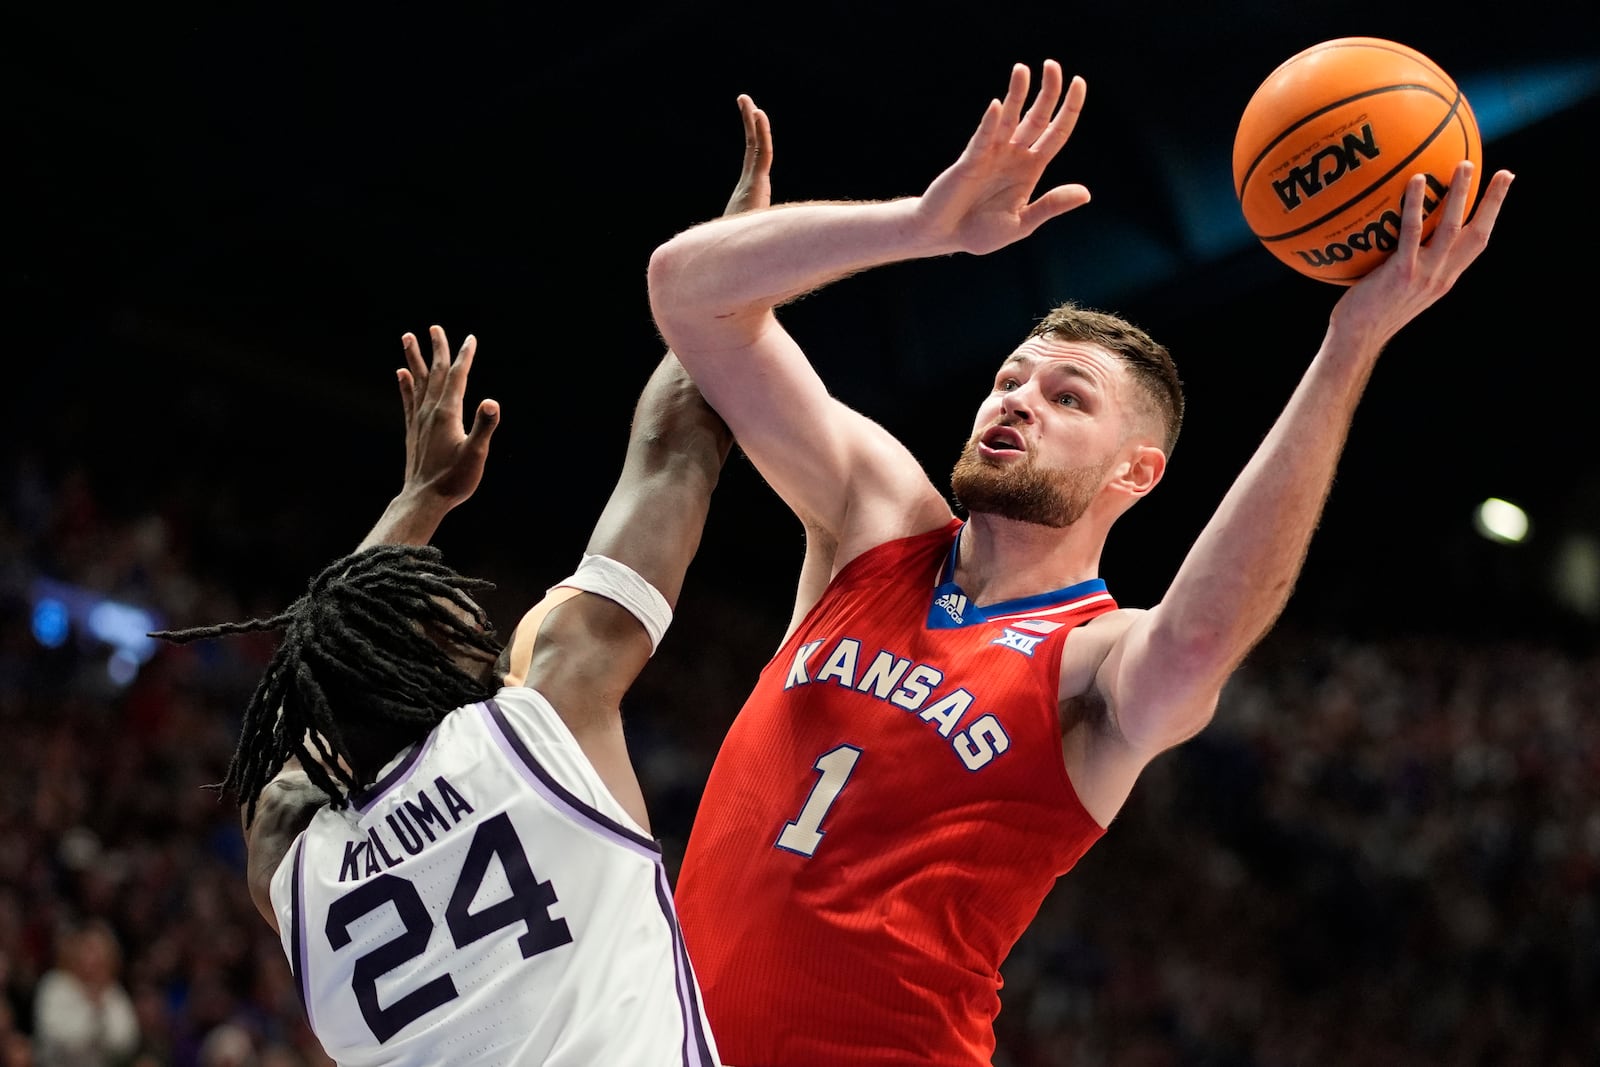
[1232,37,1482,285]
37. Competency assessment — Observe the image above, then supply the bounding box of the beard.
[949,437,1107,529]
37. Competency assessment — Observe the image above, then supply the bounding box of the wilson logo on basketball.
[1271,124,1381,210]
[1293,173,1449,270]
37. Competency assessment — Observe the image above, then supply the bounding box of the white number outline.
[775,744,861,857]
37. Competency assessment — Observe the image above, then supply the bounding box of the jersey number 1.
[325,812,572,1042]
[776,744,860,856]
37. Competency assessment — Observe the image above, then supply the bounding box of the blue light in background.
[87,600,159,663]
[107,649,141,688]
[28,578,165,678]
[31,598,69,648]
[1460,59,1600,142]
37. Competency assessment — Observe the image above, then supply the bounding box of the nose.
[1000,389,1034,423]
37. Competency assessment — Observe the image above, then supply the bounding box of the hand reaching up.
[724,95,774,217]
[1330,161,1514,352]
[396,325,500,511]
[915,60,1093,256]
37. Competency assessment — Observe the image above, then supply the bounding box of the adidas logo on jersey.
[992,628,1046,657]
[933,592,968,624]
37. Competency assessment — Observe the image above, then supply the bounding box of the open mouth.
[979,426,1026,455]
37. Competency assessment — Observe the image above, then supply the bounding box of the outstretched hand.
[397,326,500,511]
[1331,162,1514,350]
[916,60,1092,256]
[724,94,774,217]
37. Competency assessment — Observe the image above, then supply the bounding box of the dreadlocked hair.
[154,544,504,827]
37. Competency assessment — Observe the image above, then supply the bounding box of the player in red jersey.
[648,63,1514,1066]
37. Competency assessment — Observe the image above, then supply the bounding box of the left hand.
[397,325,501,510]
[914,60,1092,256]
[1330,161,1514,350]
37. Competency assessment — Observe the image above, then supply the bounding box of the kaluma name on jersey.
[336,774,475,882]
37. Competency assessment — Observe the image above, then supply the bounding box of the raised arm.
[493,100,784,831]
[1073,163,1515,818]
[247,326,501,929]
[506,96,771,701]
[647,65,1093,570]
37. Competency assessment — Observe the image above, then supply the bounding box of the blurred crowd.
[2,454,1595,1066]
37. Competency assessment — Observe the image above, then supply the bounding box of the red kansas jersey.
[675,520,1116,1067]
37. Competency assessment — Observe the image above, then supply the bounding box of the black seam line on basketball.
[1236,83,1449,199]
[1258,90,1463,244]
[1285,40,1456,85]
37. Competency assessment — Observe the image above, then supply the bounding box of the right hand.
[723,94,774,217]
[396,325,500,511]
[914,59,1092,256]
[1328,161,1513,353]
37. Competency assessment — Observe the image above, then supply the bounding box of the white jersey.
[269,686,719,1067]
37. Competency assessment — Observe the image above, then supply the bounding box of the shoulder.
[246,770,330,930]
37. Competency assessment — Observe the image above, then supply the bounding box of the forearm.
[647,198,947,353]
[356,487,455,551]
[1168,163,1512,651]
[623,355,734,480]
[584,356,733,606]
[1156,332,1383,668]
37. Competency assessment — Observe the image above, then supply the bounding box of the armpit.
[1060,688,1111,735]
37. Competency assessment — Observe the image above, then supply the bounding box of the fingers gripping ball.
[1232,37,1482,284]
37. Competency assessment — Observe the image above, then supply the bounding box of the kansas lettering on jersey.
[270,686,718,1067]
[675,520,1114,1067]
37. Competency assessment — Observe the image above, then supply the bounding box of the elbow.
[646,241,695,344]
[647,240,764,375]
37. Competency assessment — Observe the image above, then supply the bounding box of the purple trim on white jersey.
[349,733,435,815]
[480,699,661,858]
[655,868,714,1067]
[289,837,314,1030]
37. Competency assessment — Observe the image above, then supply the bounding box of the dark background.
[11,4,1597,646]
[6,6,1600,1066]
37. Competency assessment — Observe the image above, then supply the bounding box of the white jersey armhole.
[489,686,654,841]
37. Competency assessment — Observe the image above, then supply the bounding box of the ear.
[1110,443,1166,500]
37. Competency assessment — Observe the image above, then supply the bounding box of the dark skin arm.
[246,328,502,931]
[508,97,772,831]
[246,98,772,900]
[245,760,323,930]
[518,352,736,698]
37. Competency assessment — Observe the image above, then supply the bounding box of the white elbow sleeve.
[552,554,673,653]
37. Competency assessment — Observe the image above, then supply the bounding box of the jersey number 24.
[325,812,572,1042]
